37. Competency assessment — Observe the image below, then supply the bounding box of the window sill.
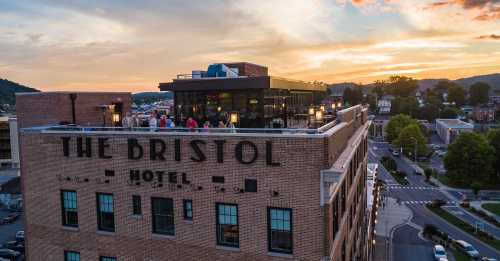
[131,214,143,219]
[96,230,116,236]
[216,245,240,252]
[152,233,175,240]
[61,226,79,232]
[267,252,293,259]
[183,219,193,224]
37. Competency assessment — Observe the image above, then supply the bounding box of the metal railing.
[24,121,338,136]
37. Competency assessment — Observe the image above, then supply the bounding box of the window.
[61,190,78,227]
[268,208,293,254]
[151,197,175,235]
[132,195,142,215]
[216,203,239,247]
[183,199,193,220]
[100,256,116,261]
[97,193,115,232]
[64,251,80,261]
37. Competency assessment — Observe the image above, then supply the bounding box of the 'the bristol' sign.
[61,137,280,166]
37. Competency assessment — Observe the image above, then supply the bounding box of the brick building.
[19,90,372,261]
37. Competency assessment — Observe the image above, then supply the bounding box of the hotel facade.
[19,64,374,261]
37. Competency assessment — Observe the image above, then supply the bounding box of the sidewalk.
[470,201,500,222]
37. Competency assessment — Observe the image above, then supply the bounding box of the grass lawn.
[482,203,500,216]
[427,205,500,251]
[450,248,470,261]
[389,171,409,185]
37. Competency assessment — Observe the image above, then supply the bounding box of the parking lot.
[0,209,24,260]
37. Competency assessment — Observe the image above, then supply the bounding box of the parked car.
[432,144,441,150]
[414,169,423,175]
[482,257,498,261]
[455,240,480,259]
[15,231,24,242]
[392,150,400,157]
[0,249,21,259]
[2,213,19,224]
[433,245,447,260]
[0,257,10,261]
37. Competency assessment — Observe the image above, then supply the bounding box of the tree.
[373,80,386,98]
[424,168,433,182]
[469,82,491,105]
[392,97,419,118]
[343,85,364,106]
[421,95,441,122]
[444,132,495,187]
[386,76,418,97]
[393,123,428,157]
[471,182,481,198]
[385,114,417,142]
[486,129,500,183]
[448,85,466,106]
[440,107,459,119]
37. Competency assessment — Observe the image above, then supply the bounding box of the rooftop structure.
[159,63,330,129]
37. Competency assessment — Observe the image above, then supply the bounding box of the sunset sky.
[0,0,499,92]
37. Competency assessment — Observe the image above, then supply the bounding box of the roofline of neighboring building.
[16,91,131,96]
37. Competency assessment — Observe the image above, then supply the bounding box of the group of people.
[121,111,236,131]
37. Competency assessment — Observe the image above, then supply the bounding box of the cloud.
[477,33,500,39]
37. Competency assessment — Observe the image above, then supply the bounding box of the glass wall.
[174,89,326,128]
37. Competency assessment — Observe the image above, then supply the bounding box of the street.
[370,140,500,260]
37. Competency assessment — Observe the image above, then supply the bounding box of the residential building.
[473,106,495,123]
[436,119,474,144]
[19,89,372,261]
[376,95,394,114]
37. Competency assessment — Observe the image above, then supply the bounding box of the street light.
[410,137,417,162]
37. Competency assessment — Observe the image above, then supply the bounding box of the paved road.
[0,210,24,244]
[370,140,500,260]
[443,205,500,239]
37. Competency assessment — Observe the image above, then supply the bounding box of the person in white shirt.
[149,112,158,130]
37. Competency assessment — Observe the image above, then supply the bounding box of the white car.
[15,230,24,241]
[455,240,480,259]
[433,245,447,261]
[482,258,498,261]
[392,150,400,157]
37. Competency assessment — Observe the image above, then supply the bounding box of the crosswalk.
[401,200,458,205]
[387,186,440,190]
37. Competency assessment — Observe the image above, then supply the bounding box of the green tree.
[424,168,433,181]
[393,123,428,157]
[385,114,417,142]
[440,107,459,119]
[373,80,386,98]
[444,132,495,187]
[486,129,500,183]
[448,85,466,106]
[343,85,364,106]
[421,95,441,122]
[392,97,419,118]
[471,182,481,198]
[386,76,418,97]
[469,82,491,105]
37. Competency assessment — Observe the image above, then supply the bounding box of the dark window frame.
[64,251,80,261]
[132,195,142,215]
[96,193,115,232]
[151,197,175,235]
[215,203,239,248]
[267,207,293,254]
[99,256,116,261]
[183,199,193,221]
[61,190,78,227]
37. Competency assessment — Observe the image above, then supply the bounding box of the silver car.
[455,240,480,259]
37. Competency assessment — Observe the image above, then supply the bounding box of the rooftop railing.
[22,122,338,136]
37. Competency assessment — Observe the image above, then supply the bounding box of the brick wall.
[16,92,132,129]
[21,132,330,261]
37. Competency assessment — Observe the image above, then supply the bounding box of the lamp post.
[410,137,417,162]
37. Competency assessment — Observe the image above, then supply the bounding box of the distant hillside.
[0,79,39,106]
[328,73,500,94]
[132,92,173,104]
[454,73,500,89]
